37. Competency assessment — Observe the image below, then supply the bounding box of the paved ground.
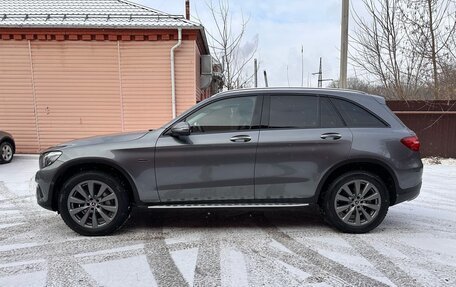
[0,155,455,287]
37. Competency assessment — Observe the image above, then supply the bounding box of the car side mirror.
[170,122,191,136]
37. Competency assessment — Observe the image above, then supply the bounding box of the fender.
[313,157,399,203]
[50,157,143,209]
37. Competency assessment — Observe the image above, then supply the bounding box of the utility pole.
[317,57,322,88]
[263,70,269,87]
[254,58,258,87]
[287,65,290,87]
[339,0,349,88]
[312,57,332,88]
[301,45,304,87]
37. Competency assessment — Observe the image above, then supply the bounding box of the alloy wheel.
[67,180,118,229]
[334,179,381,226]
[1,144,13,162]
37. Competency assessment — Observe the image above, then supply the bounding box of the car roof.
[212,87,384,103]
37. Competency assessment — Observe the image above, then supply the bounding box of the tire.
[59,171,131,236]
[321,171,389,233]
[0,141,14,164]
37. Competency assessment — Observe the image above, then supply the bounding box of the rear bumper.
[393,157,423,205]
[394,182,421,205]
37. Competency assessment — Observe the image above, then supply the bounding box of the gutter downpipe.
[171,28,183,118]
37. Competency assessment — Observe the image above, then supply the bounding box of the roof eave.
[197,26,210,55]
[0,23,210,54]
[0,24,200,29]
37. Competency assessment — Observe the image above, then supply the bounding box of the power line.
[312,57,333,88]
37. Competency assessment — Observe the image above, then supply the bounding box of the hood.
[0,130,13,139]
[50,130,150,150]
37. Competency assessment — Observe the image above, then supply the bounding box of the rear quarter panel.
[335,94,422,191]
[348,127,423,190]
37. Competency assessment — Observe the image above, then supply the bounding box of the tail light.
[401,136,420,152]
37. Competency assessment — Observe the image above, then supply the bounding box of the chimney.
[185,0,190,20]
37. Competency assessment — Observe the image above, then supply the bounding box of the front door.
[255,95,353,200]
[155,96,262,202]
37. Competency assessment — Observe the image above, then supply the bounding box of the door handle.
[320,133,342,140]
[230,135,252,142]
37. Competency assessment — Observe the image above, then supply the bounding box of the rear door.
[254,95,352,200]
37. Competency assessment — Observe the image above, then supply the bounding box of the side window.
[269,96,318,129]
[320,98,345,128]
[331,98,387,128]
[186,96,257,133]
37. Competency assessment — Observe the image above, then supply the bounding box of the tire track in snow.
[235,236,346,286]
[341,235,422,287]
[0,182,99,287]
[45,255,99,287]
[369,234,456,286]
[0,182,58,242]
[139,214,188,287]
[255,215,389,287]
[213,216,346,286]
[193,222,222,287]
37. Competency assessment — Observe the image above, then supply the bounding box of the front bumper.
[35,160,64,211]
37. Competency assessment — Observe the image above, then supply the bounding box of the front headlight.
[39,151,62,168]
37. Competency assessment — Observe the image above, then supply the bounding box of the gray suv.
[35,88,423,236]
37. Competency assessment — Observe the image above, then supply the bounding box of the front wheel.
[59,171,131,236]
[321,171,389,233]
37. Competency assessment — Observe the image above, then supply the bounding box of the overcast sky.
[137,0,368,88]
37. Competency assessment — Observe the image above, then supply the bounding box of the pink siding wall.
[195,44,202,102]
[31,41,122,147]
[0,41,39,152]
[120,41,197,131]
[174,41,198,115]
[0,39,199,153]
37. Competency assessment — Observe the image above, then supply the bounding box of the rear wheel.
[59,171,130,236]
[0,141,14,164]
[322,171,389,233]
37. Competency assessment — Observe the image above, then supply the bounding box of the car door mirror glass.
[171,122,191,136]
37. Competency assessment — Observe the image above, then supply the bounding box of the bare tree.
[400,0,456,99]
[329,77,401,99]
[350,0,428,100]
[202,0,258,90]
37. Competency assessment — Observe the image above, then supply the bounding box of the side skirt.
[147,203,310,209]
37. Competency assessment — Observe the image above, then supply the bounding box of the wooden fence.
[387,100,456,158]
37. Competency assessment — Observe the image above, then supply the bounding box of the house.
[0,0,213,153]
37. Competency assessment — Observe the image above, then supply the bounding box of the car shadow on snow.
[119,205,330,232]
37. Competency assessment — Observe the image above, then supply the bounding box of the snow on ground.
[422,157,456,166]
[0,155,455,287]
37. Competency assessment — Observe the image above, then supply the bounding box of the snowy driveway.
[0,156,455,287]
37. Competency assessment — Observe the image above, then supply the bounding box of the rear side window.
[269,96,319,128]
[320,98,345,128]
[384,104,406,127]
[331,98,387,128]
